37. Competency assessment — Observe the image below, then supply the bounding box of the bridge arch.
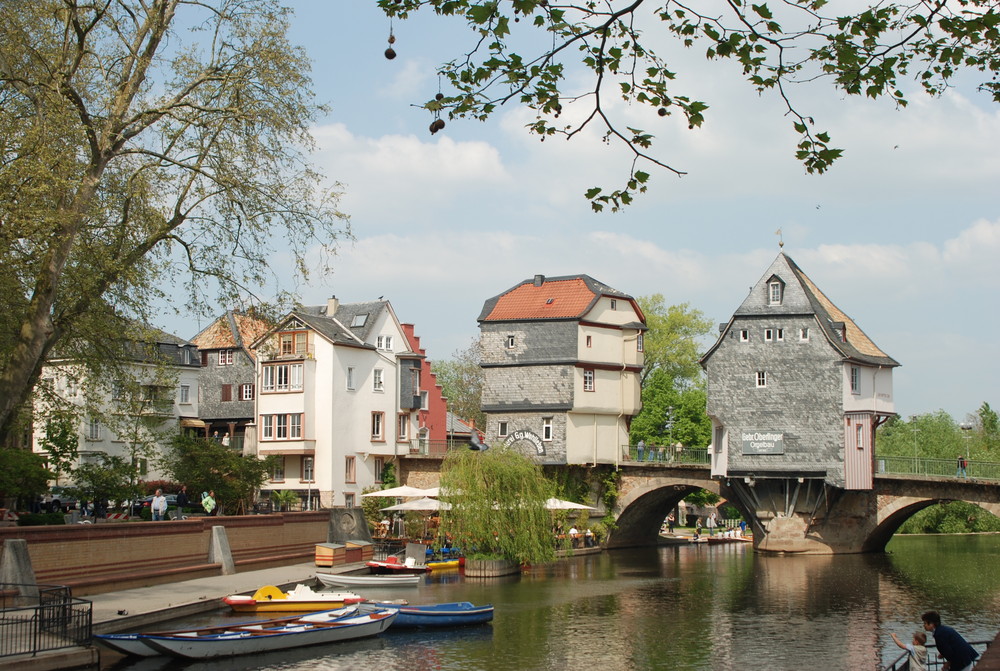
[609,469,719,548]
[865,494,1000,552]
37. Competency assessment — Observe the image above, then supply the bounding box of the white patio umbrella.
[381,497,452,512]
[360,485,433,498]
[545,497,596,510]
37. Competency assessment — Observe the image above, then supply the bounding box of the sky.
[165,2,1000,422]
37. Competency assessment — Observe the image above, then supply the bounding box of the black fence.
[0,584,92,658]
[881,639,993,670]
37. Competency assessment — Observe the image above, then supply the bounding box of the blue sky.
[168,2,1000,422]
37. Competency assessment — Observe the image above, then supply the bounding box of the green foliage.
[431,339,486,430]
[70,454,135,514]
[439,446,555,564]
[361,488,395,535]
[684,489,722,507]
[160,435,277,515]
[876,411,972,460]
[271,489,300,512]
[16,512,66,527]
[0,447,51,504]
[37,414,79,482]
[599,469,620,529]
[379,0,1000,210]
[899,502,1000,534]
[630,370,712,448]
[636,296,713,387]
[0,0,349,448]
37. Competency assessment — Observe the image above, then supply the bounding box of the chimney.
[327,296,339,316]
[533,274,545,287]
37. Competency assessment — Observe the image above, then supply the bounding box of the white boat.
[94,633,162,657]
[315,572,421,588]
[223,584,366,613]
[137,606,396,659]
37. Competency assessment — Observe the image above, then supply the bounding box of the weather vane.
[775,228,784,248]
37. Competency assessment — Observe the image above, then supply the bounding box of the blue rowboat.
[389,601,493,628]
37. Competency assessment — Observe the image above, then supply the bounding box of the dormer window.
[610,299,617,310]
[768,280,783,305]
[505,335,515,349]
[351,314,368,327]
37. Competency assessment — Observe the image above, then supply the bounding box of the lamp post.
[910,415,920,474]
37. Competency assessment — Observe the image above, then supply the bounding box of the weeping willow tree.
[439,447,555,565]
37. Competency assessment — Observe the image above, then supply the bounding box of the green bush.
[17,512,66,526]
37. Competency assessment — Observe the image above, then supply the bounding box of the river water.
[103,534,1000,671]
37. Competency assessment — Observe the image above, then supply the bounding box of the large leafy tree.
[431,338,487,431]
[0,0,349,448]
[379,0,1000,210]
[636,295,712,386]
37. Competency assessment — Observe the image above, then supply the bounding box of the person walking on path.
[891,631,928,671]
[202,490,217,516]
[956,455,968,478]
[922,611,978,671]
[151,489,167,521]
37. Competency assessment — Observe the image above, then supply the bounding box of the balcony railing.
[623,444,710,464]
[0,584,92,658]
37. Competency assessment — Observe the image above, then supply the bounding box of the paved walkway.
[4,561,365,671]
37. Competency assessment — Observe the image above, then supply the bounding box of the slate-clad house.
[251,297,438,508]
[478,274,645,465]
[190,311,272,448]
[700,252,899,490]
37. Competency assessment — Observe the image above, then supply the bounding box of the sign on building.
[741,431,784,455]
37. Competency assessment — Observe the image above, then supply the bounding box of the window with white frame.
[346,367,355,391]
[583,369,595,392]
[377,335,393,351]
[345,456,356,483]
[88,418,102,441]
[302,456,314,482]
[740,330,749,342]
[756,371,768,388]
[542,417,553,441]
[505,335,515,349]
[240,383,255,401]
[262,363,303,392]
[498,421,508,438]
[179,384,190,404]
[637,333,644,352]
[850,366,861,394]
[219,349,234,365]
[856,423,865,449]
[610,299,617,310]
[800,327,810,341]
[373,369,384,392]
[344,493,356,508]
[375,457,385,483]
[775,328,784,341]
[351,314,367,327]
[397,413,408,440]
[586,335,592,348]
[261,413,303,440]
[271,457,285,481]
[769,281,783,305]
[371,412,385,440]
[765,328,774,342]
[420,390,429,410]
[411,369,420,395]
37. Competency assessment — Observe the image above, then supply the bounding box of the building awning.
[180,418,207,428]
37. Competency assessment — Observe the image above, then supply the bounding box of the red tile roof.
[483,277,598,320]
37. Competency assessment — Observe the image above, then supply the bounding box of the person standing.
[221,432,230,447]
[667,513,676,534]
[956,455,968,478]
[707,512,717,536]
[636,439,645,462]
[176,485,189,513]
[202,490,217,516]
[922,611,978,671]
[151,489,167,521]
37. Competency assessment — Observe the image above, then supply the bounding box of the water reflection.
[101,536,1000,671]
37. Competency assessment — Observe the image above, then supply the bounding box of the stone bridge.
[400,457,1000,555]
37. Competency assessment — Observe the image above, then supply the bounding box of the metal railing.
[882,639,992,670]
[876,455,1000,481]
[622,445,710,465]
[0,584,92,658]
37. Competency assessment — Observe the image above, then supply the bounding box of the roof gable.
[479,274,636,322]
